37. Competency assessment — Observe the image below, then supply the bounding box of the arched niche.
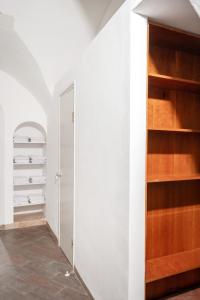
[13,121,47,224]
[14,121,46,141]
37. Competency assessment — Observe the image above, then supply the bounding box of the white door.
[59,85,74,265]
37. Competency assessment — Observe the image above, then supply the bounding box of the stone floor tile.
[0,225,92,300]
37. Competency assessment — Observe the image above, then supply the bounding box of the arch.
[14,121,46,139]
[0,13,51,113]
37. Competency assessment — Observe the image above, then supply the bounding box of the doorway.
[59,84,75,265]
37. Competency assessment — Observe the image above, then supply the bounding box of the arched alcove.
[13,121,47,225]
[14,121,46,140]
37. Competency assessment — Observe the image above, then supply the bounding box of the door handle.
[55,172,62,180]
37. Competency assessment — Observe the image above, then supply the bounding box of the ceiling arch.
[0,0,116,92]
[0,13,51,111]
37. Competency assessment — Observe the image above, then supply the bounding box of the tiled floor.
[0,225,92,300]
[164,288,200,300]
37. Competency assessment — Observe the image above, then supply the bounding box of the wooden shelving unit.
[146,23,200,300]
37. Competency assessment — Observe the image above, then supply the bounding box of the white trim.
[128,12,148,300]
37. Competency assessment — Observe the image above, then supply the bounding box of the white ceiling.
[134,0,200,36]
[0,0,114,91]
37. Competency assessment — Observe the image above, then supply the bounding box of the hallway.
[0,226,91,300]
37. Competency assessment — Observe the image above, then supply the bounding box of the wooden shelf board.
[14,209,43,216]
[146,248,200,283]
[148,73,200,93]
[148,128,200,134]
[147,175,200,183]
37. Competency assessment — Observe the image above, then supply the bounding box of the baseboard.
[74,267,95,300]
[0,218,46,230]
[46,222,58,244]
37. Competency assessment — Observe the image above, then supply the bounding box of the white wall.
[74,6,130,299]
[0,71,47,224]
[99,0,125,29]
[0,106,5,225]
[51,2,131,299]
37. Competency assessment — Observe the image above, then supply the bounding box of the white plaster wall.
[99,0,125,29]
[52,2,131,299]
[0,71,47,224]
[74,7,130,299]
[0,107,5,225]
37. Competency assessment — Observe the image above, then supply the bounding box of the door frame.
[58,82,76,266]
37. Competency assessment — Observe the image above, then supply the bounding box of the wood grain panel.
[146,248,200,283]
[149,23,200,55]
[148,89,200,131]
[147,132,200,179]
[149,46,200,81]
[146,269,200,300]
[148,74,200,94]
[176,51,200,82]
[147,181,200,259]
[149,46,175,76]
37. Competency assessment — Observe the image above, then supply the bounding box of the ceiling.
[0,0,114,91]
[134,0,200,36]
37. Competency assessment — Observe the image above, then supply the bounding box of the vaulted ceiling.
[0,0,124,92]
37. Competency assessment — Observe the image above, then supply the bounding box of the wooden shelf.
[14,182,46,186]
[14,142,45,145]
[147,175,200,183]
[14,202,45,208]
[146,248,200,283]
[13,162,46,166]
[14,209,43,215]
[148,73,200,94]
[148,128,200,134]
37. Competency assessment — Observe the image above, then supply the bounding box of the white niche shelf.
[13,122,46,223]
